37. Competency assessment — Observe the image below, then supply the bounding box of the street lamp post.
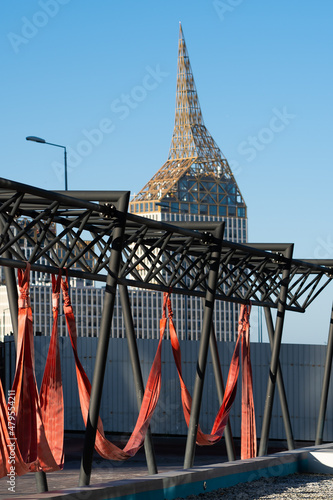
[26,134,71,278]
[26,136,68,190]
[26,135,68,493]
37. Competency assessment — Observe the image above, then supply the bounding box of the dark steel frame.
[1,177,333,488]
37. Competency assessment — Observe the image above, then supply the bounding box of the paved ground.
[0,434,315,499]
[0,433,231,498]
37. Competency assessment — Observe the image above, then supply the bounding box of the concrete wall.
[4,337,332,442]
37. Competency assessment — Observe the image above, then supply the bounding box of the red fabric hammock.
[0,382,28,477]
[0,264,64,478]
[39,272,64,468]
[165,294,256,459]
[61,274,166,460]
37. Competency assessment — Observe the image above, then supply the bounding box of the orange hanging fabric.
[61,275,166,460]
[39,272,64,468]
[0,381,29,477]
[166,293,256,457]
[167,293,240,445]
[10,264,60,472]
[240,304,257,459]
[11,264,38,464]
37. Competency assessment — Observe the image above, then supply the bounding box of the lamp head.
[26,136,46,143]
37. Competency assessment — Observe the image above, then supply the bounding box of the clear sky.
[1,1,333,344]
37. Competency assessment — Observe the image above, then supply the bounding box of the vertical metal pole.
[79,192,130,487]
[209,326,236,461]
[264,306,295,450]
[183,222,224,469]
[258,244,293,457]
[315,303,333,445]
[35,471,48,493]
[64,148,68,191]
[119,284,158,474]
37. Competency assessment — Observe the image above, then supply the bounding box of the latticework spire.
[168,23,221,160]
[131,24,246,223]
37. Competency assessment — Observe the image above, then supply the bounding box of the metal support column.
[119,284,158,474]
[209,326,236,461]
[183,222,224,469]
[264,306,295,450]
[35,471,48,493]
[315,303,333,445]
[79,192,130,487]
[259,244,293,457]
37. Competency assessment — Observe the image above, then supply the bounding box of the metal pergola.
[1,177,333,490]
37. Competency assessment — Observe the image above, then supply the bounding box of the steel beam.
[119,284,158,474]
[264,306,295,450]
[183,222,224,469]
[209,326,236,461]
[315,303,333,445]
[78,192,130,487]
[259,244,294,457]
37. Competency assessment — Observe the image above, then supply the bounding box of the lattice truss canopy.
[130,24,246,219]
[0,178,332,313]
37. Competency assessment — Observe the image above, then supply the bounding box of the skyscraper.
[127,24,247,341]
[130,24,247,242]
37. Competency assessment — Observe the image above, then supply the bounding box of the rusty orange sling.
[39,272,64,468]
[0,265,64,477]
[165,294,256,458]
[61,274,166,460]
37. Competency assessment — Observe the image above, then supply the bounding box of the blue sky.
[1,1,333,343]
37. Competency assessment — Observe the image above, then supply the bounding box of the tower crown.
[131,25,246,223]
[168,23,220,160]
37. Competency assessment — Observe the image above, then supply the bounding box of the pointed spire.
[168,24,224,161]
[175,23,204,128]
[131,24,246,217]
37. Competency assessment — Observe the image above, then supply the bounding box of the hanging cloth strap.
[39,271,64,468]
[10,263,60,472]
[0,381,29,477]
[167,293,240,445]
[166,293,256,457]
[61,275,166,460]
[11,264,37,463]
[240,304,256,459]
